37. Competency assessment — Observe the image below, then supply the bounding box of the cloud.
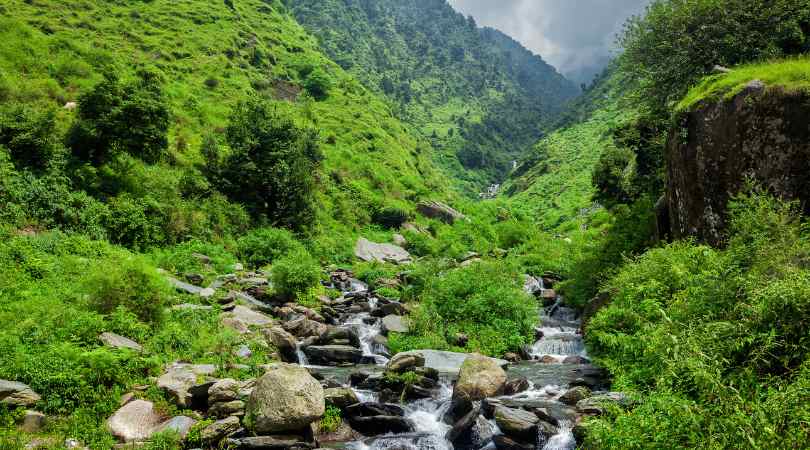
[447,0,650,83]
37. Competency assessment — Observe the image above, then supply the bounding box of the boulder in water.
[386,352,425,373]
[225,435,316,449]
[493,434,535,450]
[324,387,359,410]
[392,350,508,374]
[562,355,591,364]
[503,377,530,396]
[494,406,540,442]
[446,403,482,442]
[303,345,364,366]
[345,404,415,436]
[451,414,494,450]
[283,316,328,338]
[453,354,507,402]
[559,386,591,405]
[245,364,324,434]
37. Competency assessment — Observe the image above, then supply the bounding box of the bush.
[212,97,323,229]
[236,227,304,267]
[271,250,321,300]
[69,69,170,165]
[84,256,170,324]
[318,405,342,433]
[0,103,64,171]
[372,207,409,229]
[304,67,332,100]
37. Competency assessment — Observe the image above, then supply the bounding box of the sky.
[447,0,651,84]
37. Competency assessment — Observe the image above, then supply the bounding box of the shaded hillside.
[286,0,579,189]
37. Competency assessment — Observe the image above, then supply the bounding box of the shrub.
[68,69,170,165]
[318,405,342,433]
[0,103,64,171]
[236,227,304,267]
[372,207,409,229]
[304,67,332,100]
[213,97,323,229]
[84,256,170,324]
[271,250,321,300]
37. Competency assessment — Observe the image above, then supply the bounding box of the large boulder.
[453,354,507,402]
[493,406,543,442]
[99,333,143,352]
[0,380,40,407]
[345,403,415,436]
[666,81,810,245]
[106,400,163,442]
[263,327,299,363]
[354,238,412,265]
[245,364,324,434]
[416,201,466,224]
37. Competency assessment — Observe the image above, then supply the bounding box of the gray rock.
[209,400,245,418]
[0,380,40,407]
[167,277,203,295]
[392,234,407,247]
[324,387,359,410]
[99,333,143,352]
[200,416,240,444]
[494,406,539,441]
[172,303,213,311]
[225,435,315,449]
[222,305,273,328]
[576,392,634,415]
[559,386,591,406]
[282,317,327,338]
[387,352,425,373]
[106,400,162,442]
[245,364,324,434]
[208,379,240,404]
[20,410,47,433]
[453,354,507,402]
[263,327,299,363]
[152,416,197,440]
[381,315,410,334]
[493,434,534,450]
[416,201,466,224]
[354,238,411,265]
[156,363,216,408]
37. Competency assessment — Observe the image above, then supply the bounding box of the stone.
[209,400,245,418]
[200,416,240,444]
[503,352,520,363]
[559,386,591,406]
[562,355,590,364]
[225,435,316,449]
[185,273,205,285]
[379,301,407,316]
[172,303,213,311]
[393,350,509,374]
[343,404,415,437]
[222,317,250,334]
[539,355,558,364]
[503,377,530,396]
[99,333,143,352]
[576,392,634,415]
[106,400,163,442]
[323,387,359,410]
[387,352,425,373]
[453,354,507,402]
[452,414,494,450]
[156,363,217,408]
[20,410,47,433]
[392,233,407,247]
[245,364,324,434]
[317,326,360,347]
[264,327,299,363]
[303,345,363,366]
[416,201,465,224]
[381,315,410,334]
[445,404,481,442]
[63,101,77,110]
[493,434,535,450]
[451,333,469,347]
[282,317,327,338]
[208,379,240,404]
[0,380,41,407]
[354,238,411,265]
[167,277,204,295]
[224,305,273,328]
[120,393,135,406]
[152,416,197,441]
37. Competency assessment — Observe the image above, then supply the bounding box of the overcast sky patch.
[447,0,650,84]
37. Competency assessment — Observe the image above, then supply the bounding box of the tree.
[213,98,322,229]
[69,69,170,165]
[303,67,333,100]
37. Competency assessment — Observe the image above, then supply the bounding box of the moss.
[677,57,810,112]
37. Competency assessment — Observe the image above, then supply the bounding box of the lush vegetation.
[584,191,810,448]
[286,0,578,189]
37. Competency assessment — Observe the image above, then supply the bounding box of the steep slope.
[0,0,448,248]
[285,0,579,190]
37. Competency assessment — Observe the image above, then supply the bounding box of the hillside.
[0,0,449,252]
[286,0,578,190]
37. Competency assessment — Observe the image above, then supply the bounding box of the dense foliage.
[584,191,810,448]
[287,0,578,187]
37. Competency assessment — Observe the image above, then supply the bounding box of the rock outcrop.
[354,238,412,265]
[666,82,810,245]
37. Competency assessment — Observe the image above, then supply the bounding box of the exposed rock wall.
[666,82,810,245]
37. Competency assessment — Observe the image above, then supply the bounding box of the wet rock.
[346,413,415,436]
[99,333,143,352]
[453,354,507,402]
[283,317,328,339]
[481,398,502,419]
[152,416,197,441]
[503,352,520,363]
[393,350,509,374]
[303,345,363,366]
[264,327,299,363]
[386,352,425,373]
[523,275,543,295]
[416,201,465,224]
[245,364,324,434]
[503,377,530,396]
[381,315,410,334]
[323,387,359,410]
[20,410,47,433]
[538,355,557,364]
[0,380,41,407]
[106,400,163,442]
[493,434,535,450]
[562,355,590,364]
[354,238,412,265]
[200,416,240,444]
[451,414,494,450]
[445,403,481,442]
[559,386,591,406]
[494,406,540,441]
[226,435,316,449]
[318,326,360,347]
[532,407,560,427]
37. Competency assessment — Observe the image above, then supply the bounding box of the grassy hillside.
[286,0,578,190]
[0,0,449,251]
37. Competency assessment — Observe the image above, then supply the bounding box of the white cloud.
[447,0,650,83]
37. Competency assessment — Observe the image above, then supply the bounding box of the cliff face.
[666,82,810,245]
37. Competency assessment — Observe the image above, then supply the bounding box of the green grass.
[677,56,810,111]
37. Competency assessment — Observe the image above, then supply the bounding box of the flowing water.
[303,274,598,450]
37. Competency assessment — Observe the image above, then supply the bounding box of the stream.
[293,273,604,450]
